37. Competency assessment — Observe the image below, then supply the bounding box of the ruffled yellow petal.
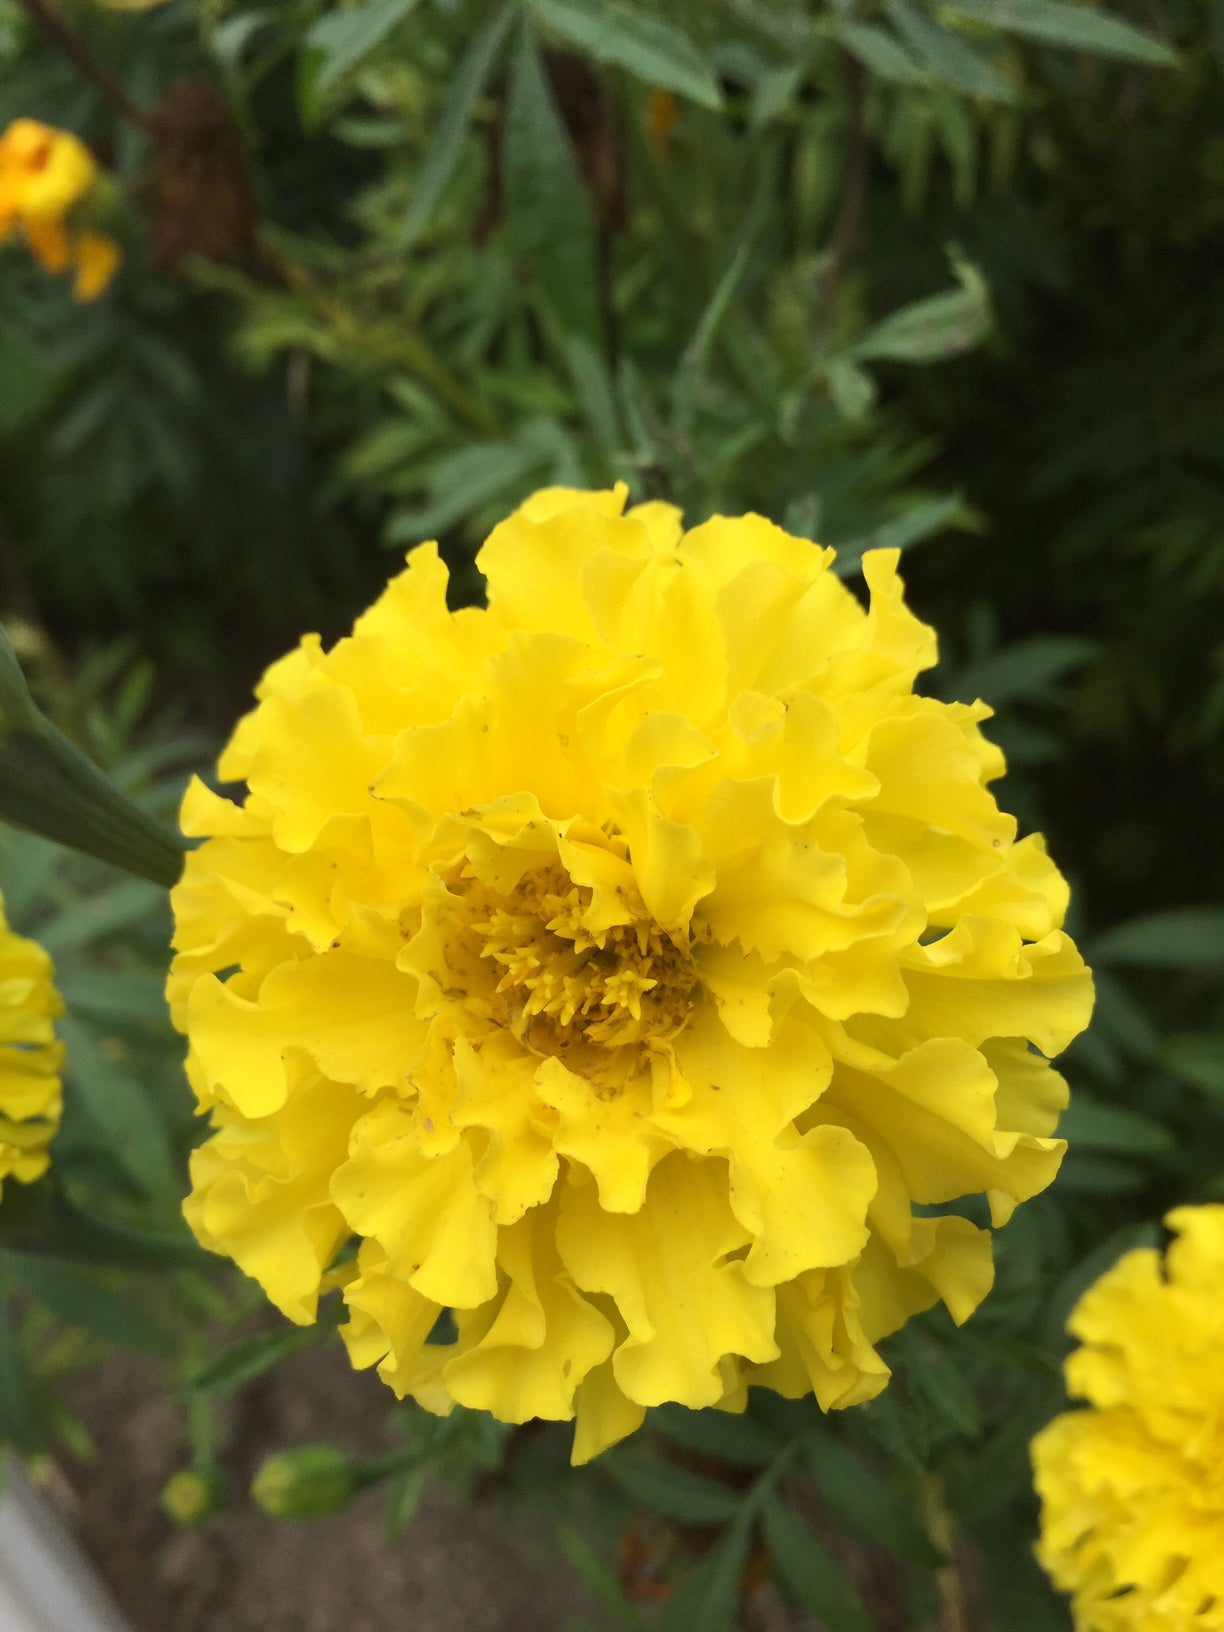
[1034,1207,1224,1632]
[556,1156,779,1409]
[0,896,64,1197]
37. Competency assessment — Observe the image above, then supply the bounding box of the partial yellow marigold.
[170,487,1093,1460]
[1033,1205,1224,1632]
[0,119,121,300]
[0,893,64,1193]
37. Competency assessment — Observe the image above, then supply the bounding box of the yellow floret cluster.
[0,118,120,300]
[0,892,65,1194]
[1033,1205,1224,1632]
[169,486,1093,1460]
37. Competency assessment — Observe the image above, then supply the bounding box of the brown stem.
[818,50,869,304]
[13,0,149,131]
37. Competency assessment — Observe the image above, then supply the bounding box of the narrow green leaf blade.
[186,1324,320,1397]
[1090,908,1224,968]
[887,0,1017,97]
[8,1257,171,1354]
[1057,1092,1174,1155]
[762,1491,872,1632]
[652,1403,781,1467]
[1165,1033,1224,1098]
[59,1016,180,1202]
[0,1295,44,1454]
[831,494,964,578]
[835,20,929,83]
[802,1428,942,1566]
[604,1451,742,1522]
[56,969,171,1027]
[398,3,516,249]
[34,878,167,959]
[948,633,1099,706]
[852,256,991,364]
[657,1508,754,1632]
[306,0,423,95]
[529,0,723,107]
[503,23,604,345]
[940,0,1178,65]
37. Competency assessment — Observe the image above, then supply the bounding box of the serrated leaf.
[209,10,273,73]
[940,0,1178,64]
[826,357,878,421]
[801,1429,942,1566]
[1057,1092,1173,1155]
[604,1451,742,1522]
[398,4,516,248]
[762,1492,872,1632]
[185,1324,320,1397]
[385,434,554,543]
[529,0,723,107]
[305,0,423,96]
[886,0,1018,98]
[835,19,929,82]
[853,255,991,364]
[503,25,605,346]
[831,494,964,577]
[1090,908,1224,968]
[7,1257,171,1354]
[1164,1033,1224,1098]
[948,634,1098,706]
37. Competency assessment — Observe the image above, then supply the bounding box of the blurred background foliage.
[2,0,1224,1627]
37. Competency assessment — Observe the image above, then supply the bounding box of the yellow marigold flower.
[1033,1205,1224,1632]
[0,119,121,300]
[0,893,64,1193]
[170,487,1092,1461]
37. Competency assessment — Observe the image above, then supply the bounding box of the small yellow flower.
[171,487,1092,1460]
[0,119,121,300]
[1033,1205,1224,1632]
[0,893,64,1194]
[644,89,681,158]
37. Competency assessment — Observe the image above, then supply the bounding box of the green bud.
[251,1446,359,1519]
[161,1467,226,1524]
[0,624,185,887]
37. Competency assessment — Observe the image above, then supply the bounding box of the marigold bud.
[160,1468,225,1524]
[251,1446,358,1519]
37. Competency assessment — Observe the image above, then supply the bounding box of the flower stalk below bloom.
[0,626,185,887]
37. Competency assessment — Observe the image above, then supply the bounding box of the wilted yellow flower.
[0,119,121,300]
[0,893,64,1193]
[1033,1206,1224,1632]
[170,487,1092,1460]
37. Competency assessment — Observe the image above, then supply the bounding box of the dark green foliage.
[2,0,1223,1625]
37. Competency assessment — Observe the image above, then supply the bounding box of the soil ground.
[52,1342,602,1632]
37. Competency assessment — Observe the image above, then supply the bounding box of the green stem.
[0,628,185,887]
[0,720,186,887]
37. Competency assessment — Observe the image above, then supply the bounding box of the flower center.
[456,862,696,1062]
